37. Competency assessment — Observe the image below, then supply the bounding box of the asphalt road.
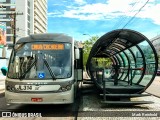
[0,92,81,119]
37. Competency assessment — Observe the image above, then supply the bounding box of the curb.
[0,74,5,97]
[0,89,5,97]
[146,91,160,98]
[0,91,4,97]
[0,89,4,93]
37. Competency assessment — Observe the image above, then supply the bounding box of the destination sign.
[31,44,64,50]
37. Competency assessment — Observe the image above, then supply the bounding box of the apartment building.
[34,0,47,34]
[16,0,47,41]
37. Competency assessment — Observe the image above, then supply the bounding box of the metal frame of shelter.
[86,29,158,104]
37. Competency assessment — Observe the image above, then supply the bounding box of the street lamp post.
[83,33,91,37]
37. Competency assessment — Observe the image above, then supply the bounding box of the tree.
[83,36,98,68]
[83,36,112,69]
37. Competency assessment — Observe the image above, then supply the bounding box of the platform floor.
[97,79,144,89]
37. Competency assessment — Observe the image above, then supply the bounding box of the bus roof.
[16,33,73,44]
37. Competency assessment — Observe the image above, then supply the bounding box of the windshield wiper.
[19,58,37,80]
[18,55,56,80]
[43,59,56,80]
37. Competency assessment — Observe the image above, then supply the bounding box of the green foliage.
[96,58,112,68]
[83,36,99,67]
[83,36,112,69]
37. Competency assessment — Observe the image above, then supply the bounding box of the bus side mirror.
[1,67,8,76]
[75,48,80,59]
[7,44,14,49]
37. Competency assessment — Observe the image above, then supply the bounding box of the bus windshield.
[8,42,72,79]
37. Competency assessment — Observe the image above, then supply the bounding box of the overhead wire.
[122,0,150,29]
[115,0,141,29]
[112,0,141,30]
[112,0,150,30]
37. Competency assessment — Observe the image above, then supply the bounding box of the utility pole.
[13,13,16,45]
[8,12,23,45]
[12,12,23,45]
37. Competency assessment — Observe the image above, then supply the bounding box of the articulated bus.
[4,33,83,104]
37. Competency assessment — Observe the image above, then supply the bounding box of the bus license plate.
[15,85,60,91]
[15,85,34,91]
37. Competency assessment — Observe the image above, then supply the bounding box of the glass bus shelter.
[86,29,158,105]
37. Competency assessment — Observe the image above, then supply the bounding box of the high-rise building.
[0,0,15,43]
[34,0,47,34]
[16,0,47,41]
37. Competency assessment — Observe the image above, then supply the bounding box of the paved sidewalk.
[146,76,160,97]
[0,73,5,94]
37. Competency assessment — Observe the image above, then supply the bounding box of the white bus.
[4,33,83,104]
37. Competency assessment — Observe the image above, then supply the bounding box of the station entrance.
[86,29,158,105]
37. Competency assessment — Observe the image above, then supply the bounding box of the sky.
[47,0,160,41]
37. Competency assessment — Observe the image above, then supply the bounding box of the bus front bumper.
[5,90,74,104]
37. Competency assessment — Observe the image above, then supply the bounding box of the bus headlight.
[66,85,71,90]
[6,85,15,92]
[61,87,67,92]
[6,85,10,90]
[59,84,72,92]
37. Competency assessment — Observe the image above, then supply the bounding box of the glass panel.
[1,0,6,2]
[124,49,136,82]
[116,54,126,80]
[112,43,126,49]
[116,54,123,67]
[110,56,117,65]
[96,58,112,68]
[119,52,129,81]
[120,52,128,67]
[114,55,122,79]
[8,42,72,79]
[130,46,143,83]
[0,8,6,11]
[114,38,131,47]
[138,41,156,86]
[109,45,123,51]
[110,46,121,52]
[108,50,116,55]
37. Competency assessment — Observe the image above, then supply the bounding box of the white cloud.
[74,0,86,5]
[48,0,160,25]
[137,4,160,25]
